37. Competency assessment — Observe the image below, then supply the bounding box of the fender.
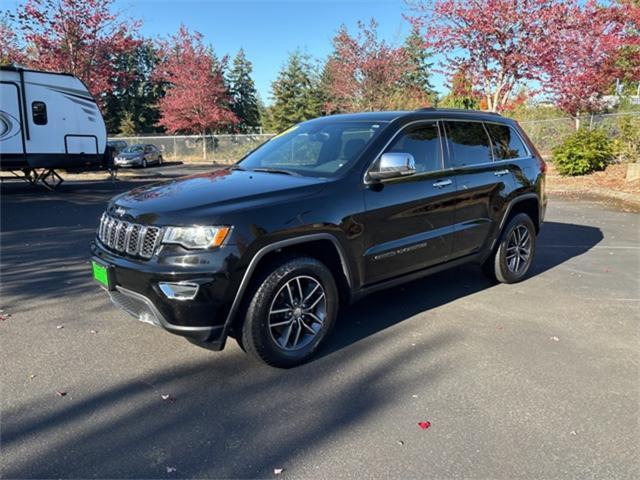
[218,232,353,347]
[489,192,540,252]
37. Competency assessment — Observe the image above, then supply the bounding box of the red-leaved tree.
[155,25,237,134]
[409,0,569,112]
[543,1,632,128]
[14,0,140,100]
[324,20,411,112]
[0,15,26,65]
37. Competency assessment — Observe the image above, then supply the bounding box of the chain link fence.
[111,111,639,163]
[111,133,275,164]
[518,111,640,156]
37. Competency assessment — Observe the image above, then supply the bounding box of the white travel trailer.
[0,66,107,189]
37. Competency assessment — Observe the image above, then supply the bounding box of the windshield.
[238,121,386,177]
[123,145,144,153]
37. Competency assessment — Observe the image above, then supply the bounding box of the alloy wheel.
[506,225,531,273]
[268,275,326,351]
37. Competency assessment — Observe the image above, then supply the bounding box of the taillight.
[538,156,547,174]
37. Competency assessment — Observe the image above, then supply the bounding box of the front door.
[361,121,457,285]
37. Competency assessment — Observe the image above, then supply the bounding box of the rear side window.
[485,123,529,160]
[385,122,441,173]
[32,101,47,125]
[444,121,492,167]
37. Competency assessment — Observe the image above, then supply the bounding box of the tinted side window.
[385,123,441,173]
[485,124,529,160]
[444,121,492,167]
[32,101,47,125]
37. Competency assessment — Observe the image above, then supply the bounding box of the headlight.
[162,226,230,249]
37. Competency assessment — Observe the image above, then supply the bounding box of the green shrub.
[552,128,615,176]
[613,115,640,163]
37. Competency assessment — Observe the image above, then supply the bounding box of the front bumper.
[114,158,142,167]
[91,241,241,349]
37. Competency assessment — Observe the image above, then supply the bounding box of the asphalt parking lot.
[1,171,639,479]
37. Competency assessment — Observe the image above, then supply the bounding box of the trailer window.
[32,101,47,125]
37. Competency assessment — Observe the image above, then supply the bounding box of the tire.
[482,213,536,284]
[142,158,148,168]
[239,256,339,368]
[158,155,163,166]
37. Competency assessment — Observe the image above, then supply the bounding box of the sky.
[106,0,447,103]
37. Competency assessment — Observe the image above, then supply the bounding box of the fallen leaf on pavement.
[161,394,176,403]
[56,325,64,329]
[274,468,284,475]
[551,336,560,342]
[418,421,431,430]
[396,440,405,446]
[90,330,98,334]
[166,466,177,473]
[29,374,36,380]
[55,390,67,397]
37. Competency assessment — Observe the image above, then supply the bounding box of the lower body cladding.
[90,242,236,350]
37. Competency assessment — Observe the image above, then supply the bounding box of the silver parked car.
[114,144,163,168]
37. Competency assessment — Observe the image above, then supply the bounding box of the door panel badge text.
[373,241,428,261]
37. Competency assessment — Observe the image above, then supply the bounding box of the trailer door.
[0,82,25,160]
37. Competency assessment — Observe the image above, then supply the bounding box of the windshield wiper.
[252,167,301,177]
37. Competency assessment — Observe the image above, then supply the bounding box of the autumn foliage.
[154,26,237,134]
[14,0,140,100]
[410,0,638,118]
[544,1,635,121]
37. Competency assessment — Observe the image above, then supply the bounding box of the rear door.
[442,120,517,258]
[0,82,25,163]
[361,121,457,285]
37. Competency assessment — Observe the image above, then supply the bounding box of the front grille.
[97,212,161,259]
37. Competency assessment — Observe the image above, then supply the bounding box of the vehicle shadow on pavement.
[321,220,603,359]
[2,327,457,478]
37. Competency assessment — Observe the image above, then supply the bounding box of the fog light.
[159,282,199,300]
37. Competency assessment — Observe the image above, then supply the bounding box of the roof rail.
[415,107,502,116]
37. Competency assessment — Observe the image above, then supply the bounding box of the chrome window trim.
[363,117,533,184]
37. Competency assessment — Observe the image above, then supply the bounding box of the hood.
[109,168,328,224]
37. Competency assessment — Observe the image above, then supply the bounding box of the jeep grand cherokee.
[91,108,546,367]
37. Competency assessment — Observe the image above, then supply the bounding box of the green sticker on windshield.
[271,125,299,140]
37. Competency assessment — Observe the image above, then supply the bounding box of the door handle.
[494,169,510,176]
[433,179,453,188]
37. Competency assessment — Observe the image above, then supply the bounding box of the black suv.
[91,109,546,367]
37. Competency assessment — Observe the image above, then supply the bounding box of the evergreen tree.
[228,48,261,132]
[118,111,137,135]
[402,26,436,101]
[268,51,323,131]
[103,41,164,134]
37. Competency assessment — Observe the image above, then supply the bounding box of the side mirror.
[368,152,416,180]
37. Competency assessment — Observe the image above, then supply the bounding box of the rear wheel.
[482,213,536,283]
[239,256,338,368]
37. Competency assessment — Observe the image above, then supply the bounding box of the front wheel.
[239,256,338,368]
[141,158,148,168]
[482,213,536,284]
[158,155,163,165]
